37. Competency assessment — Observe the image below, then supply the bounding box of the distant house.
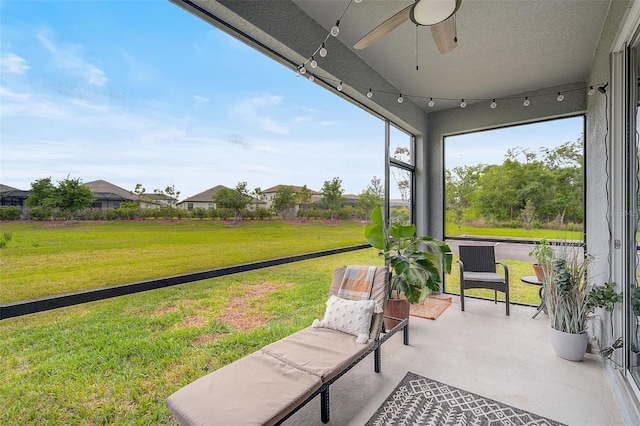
[177,185,230,212]
[0,184,29,211]
[83,180,138,209]
[139,192,176,208]
[261,185,320,212]
[342,193,359,208]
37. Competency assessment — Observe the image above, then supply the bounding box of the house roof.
[83,180,137,202]
[0,184,19,192]
[141,193,175,202]
[262,185,319,194]
[179,185,231,203]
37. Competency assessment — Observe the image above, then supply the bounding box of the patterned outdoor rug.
[410,296,452,320]
[366,372,566,426]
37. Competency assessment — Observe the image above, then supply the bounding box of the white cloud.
[193,95,210,105]
[232,94,289,135]
[1,53,30,74]
[36,30,108,87]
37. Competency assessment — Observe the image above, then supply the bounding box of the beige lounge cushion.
[166,351,322,426]
[261,326,374,382]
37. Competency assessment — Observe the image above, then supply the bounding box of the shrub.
[191,208,208,220]
[0,206,21,220]
[104,208,118,220]
[29,206,51,220]
[255,207,272,220]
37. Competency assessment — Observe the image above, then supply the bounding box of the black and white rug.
[366,372,566,426]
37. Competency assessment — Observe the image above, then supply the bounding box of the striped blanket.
[338,265,378,301]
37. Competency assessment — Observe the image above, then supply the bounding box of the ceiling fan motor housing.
[410,0,460,26]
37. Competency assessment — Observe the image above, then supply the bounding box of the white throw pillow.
[312,295,375,344]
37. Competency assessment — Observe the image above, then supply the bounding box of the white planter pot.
[549,327,588,361]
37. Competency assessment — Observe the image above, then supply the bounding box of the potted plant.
[528,238,552,281]
[543,245,621,361]
[365,207,452,329]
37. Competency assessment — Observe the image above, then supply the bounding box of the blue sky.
[0,1,583,200]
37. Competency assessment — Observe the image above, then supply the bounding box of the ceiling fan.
[353,0,461,54]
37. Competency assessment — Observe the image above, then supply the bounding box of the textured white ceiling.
[293,0,611,111]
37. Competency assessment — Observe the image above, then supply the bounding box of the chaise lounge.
[165,265,409,425]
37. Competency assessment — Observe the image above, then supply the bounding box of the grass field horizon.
[1,219,582,304]
[0,219,368,303]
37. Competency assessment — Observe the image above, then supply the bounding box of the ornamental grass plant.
[543,244,594,334]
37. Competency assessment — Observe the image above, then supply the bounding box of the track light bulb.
[523,97,530,107]
[588,86,595,96]
[319,44,327,57]
[367,89,373,98]
[460,99,466,108]
[337,82,343,92]
[556,92,564,102]
[331,21,340,37]
[428,97,435,107]
[310,57,317,68]
[490,99,497,109]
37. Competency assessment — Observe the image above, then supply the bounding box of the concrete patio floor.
[284,295,625,425]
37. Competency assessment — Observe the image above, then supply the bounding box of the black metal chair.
[458,245,510,315]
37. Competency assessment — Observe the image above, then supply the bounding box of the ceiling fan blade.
[353,5,412,50]
[431,14,457,54]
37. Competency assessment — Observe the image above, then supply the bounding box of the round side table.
[521,275,545,319]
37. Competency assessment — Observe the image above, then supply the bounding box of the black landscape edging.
[1,244,370,320]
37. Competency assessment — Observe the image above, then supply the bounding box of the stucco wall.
[585,0,630,288]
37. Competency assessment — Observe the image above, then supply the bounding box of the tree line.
[446,137,583,230]
[1,176,386,222]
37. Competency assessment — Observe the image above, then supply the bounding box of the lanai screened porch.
[169,0,640,422]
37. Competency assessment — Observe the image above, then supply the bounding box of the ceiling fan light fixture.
[412,0,457,26]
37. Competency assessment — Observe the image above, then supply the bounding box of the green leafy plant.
[365,206,452,304]
[632,286,640,317]
[588,281,623,312]
[528,238,553,266]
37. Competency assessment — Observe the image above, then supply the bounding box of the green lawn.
[0,250,383,425]
[445,223,583,240]
[0,220,366,303]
